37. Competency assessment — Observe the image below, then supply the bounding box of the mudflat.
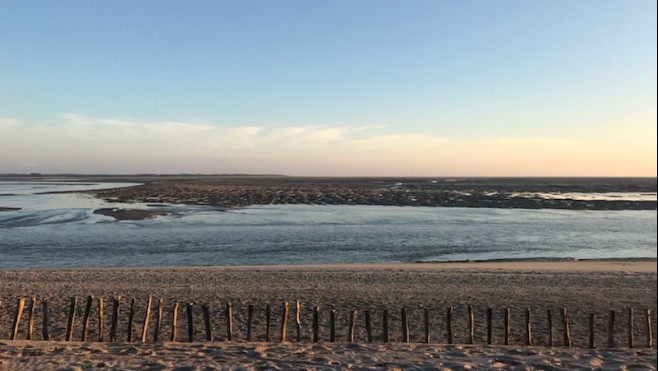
[2,175,655,210]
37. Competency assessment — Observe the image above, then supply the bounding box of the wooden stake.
[401,307,409,343]
[329,309,336,342]
[154,299,163,342]
[365,309,373,343]
[312,306,320,343]
[628,308,634,348]
[265,304,271,342]
[81,296,93,341]
[127,298,136,342]
[10,298,25,340]
[468,305,474,344]
[504,307,510,346]
[141,296,152,342]
[246,304,254,341]
[547,309,553,347]
[110,297,121,343]
[97,297,103,342]
[424,308,430,344]
[348,308,358,342]
[589,313,595,349]
[383,309,389,343]
[202,304,212,341]
[525,308,532,346]
[170,302,179,342]
[187,302,194,342]
[42,298,50,341]
[27,297,36,341]
[280,301,289,342]
[226,303,233,341]
[646,308,654,348]
[562,308,571,347]
[607,310,615,348]
[486,307,493,345]
[65,297,77,342]
[447,307,454,345]
[295,300,302,342]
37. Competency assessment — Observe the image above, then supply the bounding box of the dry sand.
[1,260,656,370]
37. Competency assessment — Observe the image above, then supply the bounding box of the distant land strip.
[82,176,656,211]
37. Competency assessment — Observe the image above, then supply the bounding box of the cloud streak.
[0,114,655,176]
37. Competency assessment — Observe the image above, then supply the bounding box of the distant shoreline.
[81,176,656,210]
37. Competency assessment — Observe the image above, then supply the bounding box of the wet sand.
[0,207,21,212]
[92,208,167,221]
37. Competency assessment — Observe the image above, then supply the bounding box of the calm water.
[0,182,656,269]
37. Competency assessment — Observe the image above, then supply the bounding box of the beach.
[1,260,656,370]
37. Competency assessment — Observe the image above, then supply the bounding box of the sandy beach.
[1,260,656,370]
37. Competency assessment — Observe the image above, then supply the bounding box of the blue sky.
[1,0,656,176]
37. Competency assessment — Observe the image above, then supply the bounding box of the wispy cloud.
[0,114,655,176]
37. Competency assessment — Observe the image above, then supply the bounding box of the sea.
[0,182,656,269]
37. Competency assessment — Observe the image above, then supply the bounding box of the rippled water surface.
[1,182,656,269]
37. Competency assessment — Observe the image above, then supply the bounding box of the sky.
[0,0,656,176]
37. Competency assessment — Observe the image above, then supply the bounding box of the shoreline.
[2,258,656,273]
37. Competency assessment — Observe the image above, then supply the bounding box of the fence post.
[525,308,532,346]
[226,303,233,341]
[329,309,336,342]
[81,296,94,341]
[42,298,50,341]
[187,302,195,342]
[547,309,553,347]
[401,307,409,343]
[486,308,493,345]
[170,302,179,342]
[608,310,616,348]
[247,304,254,341]
[589,313,595,349]
[97,297,103,342]
[447,307,454,345]
[349,308,358,342]
[27,297,37,341]
[562,308,571,347]
[365,309,372,343]
[154,299,163,342]
[295,301,302,342]
[382,309,389,343]
[468,305,474,345]
[66,297,77,342]
[127,298,136,342]
[646,308,654,348]
[424,308,430,344]
[202,304,212,342]
[110,297,121,343]
[312,306,320,343]
[504,307,510,346]
[10,298,25,340]
[265,304,271,342]
[280,301,289,342]
[628,308,634,348]
[141,296,152,342]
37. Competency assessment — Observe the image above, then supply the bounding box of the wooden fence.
[2,296,655,348]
